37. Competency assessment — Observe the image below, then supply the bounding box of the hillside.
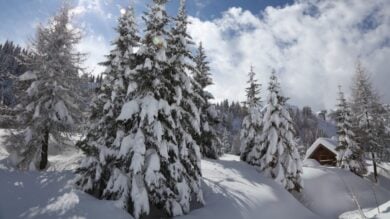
[1,150,389,219]
[298,165,390,218]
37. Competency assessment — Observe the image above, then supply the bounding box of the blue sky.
[0,0,293,46]
[0,0,389,109]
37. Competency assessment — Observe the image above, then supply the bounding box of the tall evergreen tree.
[79,1,203,218]
[350,62,386,182]
[240,66,263,162]
[257,71,303,192]
[335,86,367,176]
[75,5,140,199]
[4,6,84,170]
[192,42,222,159]
[163,0,204,213]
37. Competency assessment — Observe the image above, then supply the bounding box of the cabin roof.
[304,137,338,160]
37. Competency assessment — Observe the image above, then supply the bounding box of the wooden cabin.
[304,138,338,166]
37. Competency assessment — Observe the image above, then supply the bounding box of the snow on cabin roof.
[304,137,338,160]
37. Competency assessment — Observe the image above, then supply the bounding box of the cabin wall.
[308,144,337,166]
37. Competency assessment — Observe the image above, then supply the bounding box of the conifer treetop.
[193,42,213,89]
[245,65,261,108]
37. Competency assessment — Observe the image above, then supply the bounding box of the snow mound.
[1,150,389,219]
[0,153,317,219]
[0,166,133,219]
[303,158,320,167]
[177,154,319,219]
[298,166,390,219]
[339,200,390,219]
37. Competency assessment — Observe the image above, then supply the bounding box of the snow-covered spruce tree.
[257,71,303,192]
[99,0,203,218]
[192,42,222,158]
[4,6,84,170]
[350,62,386,182]
[240,66,263,162]
[166,0,204,210]
[335,87,366,176]
[75,6,140,197]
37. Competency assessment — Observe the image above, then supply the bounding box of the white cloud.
[194,0,209,16]
[77,34,110,76]
[71,0,113,76]
[69,5,86,16]
[188,0,390,110]
[73,0,106,16]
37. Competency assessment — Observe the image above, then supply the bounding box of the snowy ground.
[0,128,389,219]
[2,153,389,219]
[0,168,132,219]
[340,200,390,219]
[177,155,319,219]
[366,160,390,192]
[298,165,390,219]
[0,153,317,219]
[0,130,132,219]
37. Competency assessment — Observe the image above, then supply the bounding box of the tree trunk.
[39,129,49,170]
[372,152,378,183]
[366,112,378,183]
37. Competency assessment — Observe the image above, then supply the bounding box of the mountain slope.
[0,153,318,219]
[178,155,319,219]
[0,143,389,219]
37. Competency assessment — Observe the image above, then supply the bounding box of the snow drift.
[177,155,318,219]
[298,166,390,219]
[0,169,132,219]
[0,149,389,219]
[0,154,317,219]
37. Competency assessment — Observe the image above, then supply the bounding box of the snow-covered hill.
[0,147,389,219]
[178,155,318,219]
[0,169,132,219]
[0,154,317,219]
[298,166,390,219]
[340,200,390,219]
